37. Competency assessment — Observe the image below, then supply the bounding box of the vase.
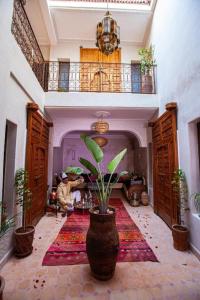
[172,224,189,251]
[86,206,119,280]
[14,225,35,257]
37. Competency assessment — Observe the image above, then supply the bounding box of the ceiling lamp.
[92,136,108,148]
[94,111,110,134]
[96,11,120,56]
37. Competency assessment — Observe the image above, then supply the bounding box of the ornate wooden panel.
[26,103,51,225]
[80,48,121,92]
[153,103,178,227]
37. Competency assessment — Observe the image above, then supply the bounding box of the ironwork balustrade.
[47,61,156,94]
[11,0,46,90]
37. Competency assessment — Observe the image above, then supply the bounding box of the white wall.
[0,0,45,262]
[149,0,200,252]
[50,40,140,63]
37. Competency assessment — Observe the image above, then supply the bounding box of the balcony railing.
[11,1,156,94]
[47,61,156,94]
[11,0,47,90]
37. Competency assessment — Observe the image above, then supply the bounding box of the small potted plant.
[14,168,34,257]
[171,169,189,251]
[0,205,16,300]
[79,134,127,280]
[138,45,155,93]
[191,192,200,217]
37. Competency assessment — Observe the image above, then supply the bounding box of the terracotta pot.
[86,206,119,281]
[141,75,153,94]
[172,224,189,251]
[14,225,35,258]
[0,276,5,300]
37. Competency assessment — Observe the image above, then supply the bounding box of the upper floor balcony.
[11,0,157,98]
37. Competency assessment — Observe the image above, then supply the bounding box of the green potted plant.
[138,45,155,93]
[171,169,189,251]
[0,205,16,300]
[14,168,34,257]
[191,192,200,217]
[79,134,127,280]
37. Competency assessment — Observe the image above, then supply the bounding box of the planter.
[86,206,119,281]
[141,75,153,94]
[0,276,5,300]
[14,225,35,258]
[172,224,189,251]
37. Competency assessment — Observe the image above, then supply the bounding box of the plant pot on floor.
[0,276,5,300]
[14,225,35,258]
[172,224,189,251]
[86,206,119,281]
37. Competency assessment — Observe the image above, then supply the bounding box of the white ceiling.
[45,106,158,120]
[25,0,156,46]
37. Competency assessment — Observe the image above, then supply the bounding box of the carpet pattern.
[42,199,158,265]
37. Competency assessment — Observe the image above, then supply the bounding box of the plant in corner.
[191,192,200,217]
[79,134,127,280]
[14,168,35,257]
[171,169,189,251]
[138,45,155,93]
[0,204,16,300]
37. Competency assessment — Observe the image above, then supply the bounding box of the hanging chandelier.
[93,111,110,134]
[96,11,120,56]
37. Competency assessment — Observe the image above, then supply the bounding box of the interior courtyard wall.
[0,0,46,263]
[52,118,147,148]
[50,40,140,63]
[149,0,200,253]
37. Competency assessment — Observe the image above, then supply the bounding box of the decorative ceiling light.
[92,136,108,148]
[94,111,110,134]
[96,11,120,56]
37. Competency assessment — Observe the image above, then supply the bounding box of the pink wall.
[53,136,137,175]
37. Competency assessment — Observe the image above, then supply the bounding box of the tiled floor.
[1,190,200,300]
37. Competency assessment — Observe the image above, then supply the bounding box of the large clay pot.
[172,224,189,251]
[141,75,153,94]
[86,206,119,281]
[14,225,35,258]
[0,276,5,300]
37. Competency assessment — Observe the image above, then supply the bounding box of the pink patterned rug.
[42,198,158,266]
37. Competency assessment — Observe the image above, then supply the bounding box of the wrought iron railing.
[11,0,47,90]
[47,61,156,94]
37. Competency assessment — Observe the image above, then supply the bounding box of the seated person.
[57,172,84,217]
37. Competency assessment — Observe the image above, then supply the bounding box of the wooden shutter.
[152,102,179,227]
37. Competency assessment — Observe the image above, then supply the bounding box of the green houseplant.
[0,205,16,300]
[14,168,35,257]
[79,134,127,280]
[171,169,189,251]
[191,192,200,217]
[138,45,155,93]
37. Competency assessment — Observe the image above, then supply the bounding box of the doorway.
[2,120,17,223]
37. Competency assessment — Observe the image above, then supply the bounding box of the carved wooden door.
[26,103,51,225]
[152,103,178,227]
[80,48,121,92]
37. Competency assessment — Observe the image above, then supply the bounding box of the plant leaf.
[79,157,98,175]
[65,166,83,175]
[107,148,127,173]
[81,134,103,163]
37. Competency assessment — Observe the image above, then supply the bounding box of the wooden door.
[26,103,51,225]
[80,48,121,92]
[152,103,178,227]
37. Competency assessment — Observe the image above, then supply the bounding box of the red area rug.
[42,198,158,266]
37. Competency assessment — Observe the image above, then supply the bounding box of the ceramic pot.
[172,224,189,251]
[86,206,119,281]
[141,75,153,93]
[141,192,149,206]
[14,225,35,257]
